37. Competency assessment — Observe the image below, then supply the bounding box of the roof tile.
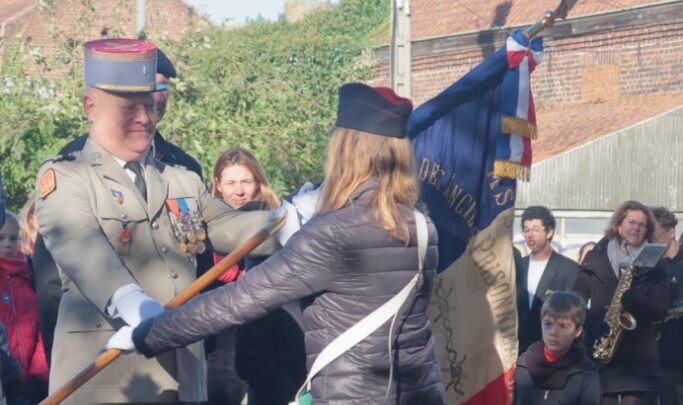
[534,92,683,162]
[412,0,669,40]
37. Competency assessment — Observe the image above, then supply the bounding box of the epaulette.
[42,154,77,165]
[170,162,188,171]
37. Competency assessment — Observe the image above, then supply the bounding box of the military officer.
[33,47,209,365]
[35,38,279,404]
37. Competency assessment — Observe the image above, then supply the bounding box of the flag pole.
[524,0,577,39]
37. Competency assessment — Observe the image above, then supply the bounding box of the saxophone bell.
[619,311,637,330]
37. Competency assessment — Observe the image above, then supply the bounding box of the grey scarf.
[607,238,644,279]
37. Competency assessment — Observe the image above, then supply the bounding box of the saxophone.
[593,265,638,363]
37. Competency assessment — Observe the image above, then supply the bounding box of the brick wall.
[1,0,209,77]
[374,16,683,107]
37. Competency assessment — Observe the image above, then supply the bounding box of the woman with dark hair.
[108,83,447,404]
[573,200,668,405]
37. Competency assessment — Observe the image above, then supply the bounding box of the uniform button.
[170,271,178,279]
[161,246,169,254]
[120,214,127,220]
[152,222,159,230]
[189,256,196,263]
[94,320,102,327]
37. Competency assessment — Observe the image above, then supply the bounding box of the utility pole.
[136,0,147,36]
[390,0,411,98]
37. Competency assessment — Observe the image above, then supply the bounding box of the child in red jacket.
[0,211,48,404]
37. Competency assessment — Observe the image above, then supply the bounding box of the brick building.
[374,0,683,258]
[1,0,209,77]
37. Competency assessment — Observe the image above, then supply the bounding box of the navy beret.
[157,48,177,78]
[336,83,413,138]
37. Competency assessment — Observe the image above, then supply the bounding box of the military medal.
[166,197,205,256]
[118,226,131,246]
[196,228,206,241]
[185,198,207,244]
[165,199,185,239]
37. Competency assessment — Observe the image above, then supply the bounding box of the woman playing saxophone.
[573,200,668,405]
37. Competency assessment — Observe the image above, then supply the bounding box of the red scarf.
[543,345,566,363]
[0,253,31,279]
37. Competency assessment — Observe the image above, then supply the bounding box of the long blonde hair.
[319,127,418,244]
[18,198,37,256]
[211,147,279,209]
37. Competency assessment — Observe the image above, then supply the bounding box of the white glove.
[275,182,322,246]
[105,326,135,352]
[107,284,165,327]
[276,201,301,246]
[291,182,320,226]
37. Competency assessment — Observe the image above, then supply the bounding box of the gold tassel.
[501,116,537,140]
[493,160,530,181]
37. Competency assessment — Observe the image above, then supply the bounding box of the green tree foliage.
[0,0,389,211]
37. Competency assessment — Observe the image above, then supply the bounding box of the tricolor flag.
[408,30,543,404]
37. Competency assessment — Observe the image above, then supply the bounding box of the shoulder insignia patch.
[38,169,56,199]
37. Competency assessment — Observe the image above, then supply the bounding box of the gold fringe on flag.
[494,160,530,181]
[501,116,537,139]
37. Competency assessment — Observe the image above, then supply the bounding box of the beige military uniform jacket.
[35,138,278,403]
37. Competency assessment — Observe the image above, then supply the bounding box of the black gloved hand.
[621,289,645,314]
[590,320,610,340]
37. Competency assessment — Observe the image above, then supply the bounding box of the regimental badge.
[38,169,56,199]
[1,293,10,304]
[110,189,124,204]
[166,197,205,255]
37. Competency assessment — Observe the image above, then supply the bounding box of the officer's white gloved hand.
[275,201,300,246]
[275,182,321,246]
[291,182,320,226]
[107,284,165,327]
[105,325,136,352]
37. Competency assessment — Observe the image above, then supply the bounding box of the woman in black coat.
[108,83,447,404]
[573,200,668,405]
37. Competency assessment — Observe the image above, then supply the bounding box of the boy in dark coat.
[514,291,600,404]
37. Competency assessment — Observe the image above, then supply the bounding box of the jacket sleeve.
[133,216,337,357]
[572,267,591,302]
[35,163,139,313]
[0,326,21,391]
[621,264,668,323]
[199,174,280,257]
